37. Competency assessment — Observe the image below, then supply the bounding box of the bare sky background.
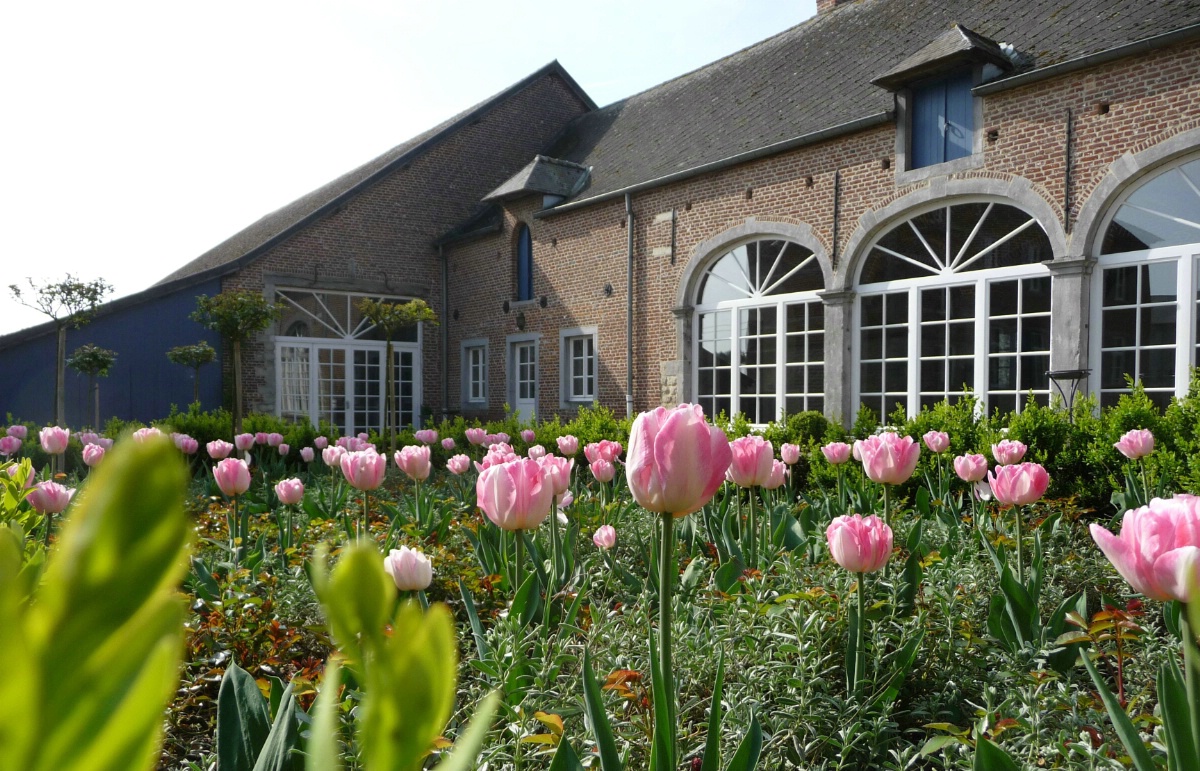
[0,1,816,336]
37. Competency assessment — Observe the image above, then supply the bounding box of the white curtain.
[279,345,311,419]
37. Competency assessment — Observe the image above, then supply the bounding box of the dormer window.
[910,71,974,169]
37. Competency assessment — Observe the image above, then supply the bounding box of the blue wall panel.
[0,278,224,428]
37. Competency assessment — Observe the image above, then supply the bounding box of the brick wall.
[218,71,592,419]
[443,40,1200,422]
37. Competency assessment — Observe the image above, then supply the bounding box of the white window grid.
[464,345,487,403]
[565,335,595,401]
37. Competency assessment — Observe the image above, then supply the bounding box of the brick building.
[5,0,1200,431]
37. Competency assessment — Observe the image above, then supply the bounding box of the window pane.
[1142,348,1176,388]
[1103,267,1138,307]
[991,280,1018,316]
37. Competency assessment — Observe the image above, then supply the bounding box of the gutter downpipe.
[625,193,634,419]
[440,243,449,421]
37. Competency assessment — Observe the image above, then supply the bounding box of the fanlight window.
[274,288,422,433]
[1094,155,1200,409]
[694,239,824,423]
[857,202,1053,417]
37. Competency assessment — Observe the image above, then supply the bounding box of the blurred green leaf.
[305,659,342,771]
[217,663,271,771]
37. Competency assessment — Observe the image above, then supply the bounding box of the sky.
[0,0,817,337]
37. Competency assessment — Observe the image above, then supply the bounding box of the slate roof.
[872,24,1012,90]
[546,0,1200,207]
[483,155,591,202]
[157,61,594,285]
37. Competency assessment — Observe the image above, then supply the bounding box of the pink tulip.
[77,431,99,446]
[857,433,920,485]
[923,431,950,453]
[584,440,622,464]
[988,462,1050,506]
[277,443,290,456]
[521,429,536,443]
[313,436,329,450]
[266,433,284,447]
[132,427,162,443]
[341,450,388,491]
[1115,429,1155,460]
[763,460,788,490]
[590,458,616,483]
[494,432,510,444]
[234,433,255,451]
[39,426,70,455]
[539,454,574,496]
[826,514,893,573]
[442,437,456,451]
[476,457,554,531]
[207,440,233,460]
[27,481,74,514]
[179,436,199,454]
[170,433,192,451]
[358,432,370,441]
[1091,495,1200,602]
[974,480,993,502]
[727,435,775,488]
[7,425,27,440]
[992,439,1027,466]
[82,443,106,468]
[414,429,438,444]
[300,447,315,463]
[557,435,579,456]
[476,444,518,472]
[559,490,574,509]
[953,454,988,483]
[255,432,268,445]
[274,478,305,505]
[821,442,852,465]
[96,437,113,450]
[213,458,251,497]
[322,445,346,467]
[852,440,863,462]
[625,403,732,517]
[384,546,433,591]
[394,445,432,482]
[6,464,34,489]
[447,454,471,475]
[0,436,20,457]
[593,525,617,550]
[780,443,801,465]
[465,427,487,446]
[527,444,546,459]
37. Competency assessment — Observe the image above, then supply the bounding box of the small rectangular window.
[560,329,597,405]
[462,343,487,404]
[911,71,974,169]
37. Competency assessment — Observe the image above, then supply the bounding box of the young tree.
[9,275,112,426]
[66,344,117,430]
[357,298,438,451]
[166,341,217,406]
[190,291,280,435]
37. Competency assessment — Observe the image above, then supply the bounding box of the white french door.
[511,341,537,422]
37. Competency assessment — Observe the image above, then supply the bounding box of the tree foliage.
[166,341,217,370]
[66,344,118,378]
[190,291,281,342]
[9,275,112,328]
[357,298,438,339]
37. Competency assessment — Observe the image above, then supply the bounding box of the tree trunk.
[55,324,66,427]
[385,337,395,452]
[92,378,100,430]
[193,367,200,406]
[232,338,243,436]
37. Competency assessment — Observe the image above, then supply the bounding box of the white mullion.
[759,242,788,296]
[945,206,952,268]
[1123,203,1200,235]
[776,300,786,420]
[730,308,742,416]
[907,288,920,415]
[957,218,1039,272]
[978,280,989,411]
[951,203,994,270]
[762,253,815,296]
[908,220,944,270]
[875,244,942,275]
[1177,255,1192,399]
[308,343,319,428]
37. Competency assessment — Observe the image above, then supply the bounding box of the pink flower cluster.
[1092,495,1200,602]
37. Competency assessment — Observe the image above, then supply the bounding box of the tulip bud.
[556,435,579,456]
[39,426,70,455]
[28,481,74,514]
[625,404,732,517]
[442,437,456,451]
[300,447,315,463]
[780,443,801,465]
[234,433,255,452]
[82,443,106,467]
[341,450,388,491]
[384,546,433,591]
[593,525,617,550]
[213,458,252,497]
[826,514,892,573]
[394,445,432,482]
[274,478,305,505]
[446,454,471,475]
[1114,429,1154,460]
[313,436,329,450]
[821,442,852,465]
[922,431,950,453]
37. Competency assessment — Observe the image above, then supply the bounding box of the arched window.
[855,201,1053,416]
[694,238,824,422]
[1094,155,1200,408]
[516,224,533,301]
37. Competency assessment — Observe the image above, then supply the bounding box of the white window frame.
[271,287,423,432]
[460,338,489,407]
[691,238,825,426]
[506,332,541,418]
[559,327,598,408]
[852,199,1053,417]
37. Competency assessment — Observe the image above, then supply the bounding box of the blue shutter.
[517,225,533,301]
[911,80,946,168]
[943,71,974,162]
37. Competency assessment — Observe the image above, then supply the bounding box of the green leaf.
[973,737,1020,771]
[547,737,586,771]
[252,683,302,771]
[871,627,925,710]
[844,593,861,694]
[700,652,725,771]
[457,580,492,662]
[313,545,393,671]
[919,735,962,757]
[582,649,623,771]
[433,692,500,771]
[897,551,923,617]
[0,437,190,771]
[997,566,1035,647]
[725,710,763,771]
[714,558,745,594]
[305,659,342,771]
[511,571,542,630]
[647,621,676,771]
[217,664,272,771]
[1158,659,1198,770]
[1081,652,1158,771]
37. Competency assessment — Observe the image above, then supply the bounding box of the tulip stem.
[550,494,560,592]
[882,485,891,579]
[748,491,758,568]
[1181,609,1200,764]
[231,495,240,569]
[855,572,867,697]
[514,528,525,595]
[1014,504,1024,585]
[43,512,52,548]
[1139,459,1150,505]
[658,511,677,759]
